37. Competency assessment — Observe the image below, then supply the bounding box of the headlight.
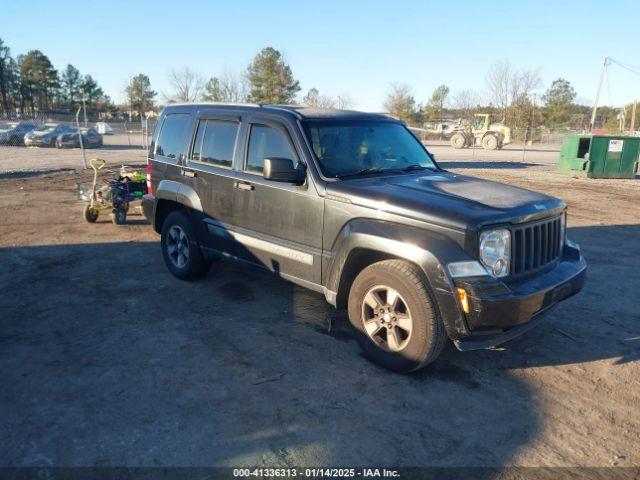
[479,229,510,277]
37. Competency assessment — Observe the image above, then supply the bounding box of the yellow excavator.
[449,114,512,150]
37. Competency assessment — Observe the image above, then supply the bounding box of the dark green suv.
[142,103,586,372]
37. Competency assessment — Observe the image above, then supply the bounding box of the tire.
[111,207,127,225]
[50,138,57,148]
[83,205,99,223]
[482,134,498,150]
[160,210,210,280]
[450,133,466,149]
[347,259,447,372]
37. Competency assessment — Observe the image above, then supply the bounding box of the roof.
[162,102,397,122]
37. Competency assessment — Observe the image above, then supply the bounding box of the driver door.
[231,115,323,285]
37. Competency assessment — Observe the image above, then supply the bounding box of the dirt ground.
[0,142,638,470]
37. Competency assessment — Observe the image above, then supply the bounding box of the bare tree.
[485,60,512,120]
[383,83,416,123]
[302,88,337,109]
[202,70,248,103]
[510,67,542,104]
[336,93,353,110]
[164,67,205,103]
[452,88,481,121]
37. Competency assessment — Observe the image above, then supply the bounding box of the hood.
[325,170,564,231]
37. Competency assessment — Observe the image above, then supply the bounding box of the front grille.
[511,216,563,275]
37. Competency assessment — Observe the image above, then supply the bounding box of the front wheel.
[450,133,466,149]
[83,205,99,223]
[347,259,447,372]
[482,134,498,150]
[160,210,210,280]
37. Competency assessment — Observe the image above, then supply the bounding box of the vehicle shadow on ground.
[438,161,541,170]
[0,241,537,469]
[1,224,636,468]
[0,168,75,180]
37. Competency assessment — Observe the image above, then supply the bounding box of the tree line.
[4,37,625,133]
[383,60,624,134]
[148,46,351,111]
[0,38,111,116]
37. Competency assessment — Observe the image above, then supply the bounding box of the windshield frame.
[301,119,441,181]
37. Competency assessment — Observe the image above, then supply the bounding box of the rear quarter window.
[156,113,191,159]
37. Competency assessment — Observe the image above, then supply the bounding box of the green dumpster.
[558,135,640,179]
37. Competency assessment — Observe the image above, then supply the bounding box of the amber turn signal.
[456,287,470,314]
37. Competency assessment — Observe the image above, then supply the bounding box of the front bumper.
[57,140,80,148]
[452,242,586,350]
[24,138,54,147]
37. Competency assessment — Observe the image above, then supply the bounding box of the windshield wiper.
[337,167,402,178]
[400,164,438,172]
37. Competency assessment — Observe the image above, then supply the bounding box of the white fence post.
[76,107,87,170]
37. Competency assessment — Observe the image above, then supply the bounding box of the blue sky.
[2,0,639,110]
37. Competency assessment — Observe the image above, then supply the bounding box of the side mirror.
[263,157,305,184]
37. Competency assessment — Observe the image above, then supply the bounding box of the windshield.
[303,121,437,178]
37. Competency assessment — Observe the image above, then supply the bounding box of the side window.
[156,114,190,159]
[200,120,238,168]
[246,124,297,173]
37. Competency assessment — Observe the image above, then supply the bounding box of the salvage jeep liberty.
[142,104,586,372]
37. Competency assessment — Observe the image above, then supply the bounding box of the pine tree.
[246,47,300,104]
[60,64,82,106]
[126,74,156,115]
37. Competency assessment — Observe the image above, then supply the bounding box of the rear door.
[183,110,241,255]
[231,114,323,284]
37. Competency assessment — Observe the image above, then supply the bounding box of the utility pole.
[589,56,608,132]
[630,100,637,133]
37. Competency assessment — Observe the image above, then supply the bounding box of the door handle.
[182,169,197,178]
[234,181,254,191]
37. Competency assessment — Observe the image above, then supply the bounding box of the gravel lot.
[0,134,146,173]
[0,141,638,470]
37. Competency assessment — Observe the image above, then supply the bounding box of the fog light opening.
[456,287,470,314]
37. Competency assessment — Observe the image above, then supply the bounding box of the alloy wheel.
[166,225,190,268]
[361,285,413,352]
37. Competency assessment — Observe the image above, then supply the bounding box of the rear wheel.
[160,210,210,280]
[482,134,498,150]
[450,132,466,149]
[111,207,127,225]
[347,259,447,372]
